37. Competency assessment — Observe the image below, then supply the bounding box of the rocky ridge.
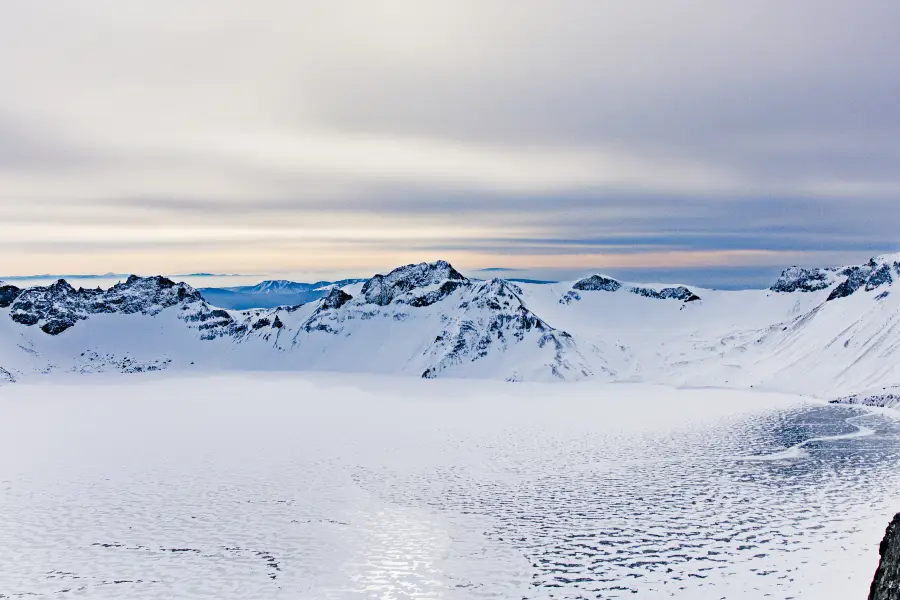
[827,259,896,301]
[8,276,203,335]
[360,260,468,307]
[870,513,900,600]
[770,255,900,301]
[831,388,900,410]
[770,266,837,293]
[562,274,701,304]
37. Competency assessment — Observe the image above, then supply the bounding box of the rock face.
[630,285,701,302]
[770,266,835,293]
[320,287,353,310]
[360,260,468,306]
[573,275,622,292]
[870,513,900,600]
[565,275,700,302]
[0,284,21,308]
[769,256,900,301]
[827,259,899,302]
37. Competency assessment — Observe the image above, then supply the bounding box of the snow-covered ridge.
[770,253,900,300]
[359,260,467,306]
[4,254,900,395]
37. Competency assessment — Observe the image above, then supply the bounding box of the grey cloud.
[2,0,899,278]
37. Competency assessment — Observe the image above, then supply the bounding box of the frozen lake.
[1,374,898,599]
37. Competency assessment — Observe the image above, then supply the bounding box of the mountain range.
[197,278,366,309]
[3,255,900,405]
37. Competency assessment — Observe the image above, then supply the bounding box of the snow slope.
[4,255,900,398]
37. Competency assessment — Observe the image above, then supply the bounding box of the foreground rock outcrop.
[870,513,900,600]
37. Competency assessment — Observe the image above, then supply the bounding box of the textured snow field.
[1,374,899,599]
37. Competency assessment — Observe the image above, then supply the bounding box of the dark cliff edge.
[870,513,900,600]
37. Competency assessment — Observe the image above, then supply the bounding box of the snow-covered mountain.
[4,255,900,400]
[198,278,365,309]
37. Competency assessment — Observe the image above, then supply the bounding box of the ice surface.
[1,374,898,599]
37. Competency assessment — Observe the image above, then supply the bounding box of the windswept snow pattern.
[1,376,898,599]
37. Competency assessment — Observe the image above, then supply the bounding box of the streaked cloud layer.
[2,1,899,280]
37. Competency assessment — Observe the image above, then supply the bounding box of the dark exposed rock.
[831,390,900,409]
[0,284,21,308]
[272,315,283,329]
[870,513,900,600]
[9,276,204,335]
[320,287,353,310]
[42,319,78,335]
[772,256,900,300]
[630,285,701,302]
[573,275,622,292]
[770,266,834,292]
[866,264,894,291]
[11,312,40,326]
[824,257,900,301]
[559,290,580,305]
[361,260,467,306]
[828,266,871,301]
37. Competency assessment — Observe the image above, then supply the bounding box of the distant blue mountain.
[198,279,365,309]
[507,278,558,285]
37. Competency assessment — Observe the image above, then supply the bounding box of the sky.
[2,1,900,286]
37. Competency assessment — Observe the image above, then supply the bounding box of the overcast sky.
[2,1,899,284]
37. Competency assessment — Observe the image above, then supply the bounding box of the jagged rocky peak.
[768,255,900,300]
[422,276,591,381]
[7,275,203,335]
[320,286,353,310]
[360,260,468,307]
[827,255,899,302]
[573,274,622,292]
[869,513,900,600]
[770,266,837,293]
[104,275,203,310]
